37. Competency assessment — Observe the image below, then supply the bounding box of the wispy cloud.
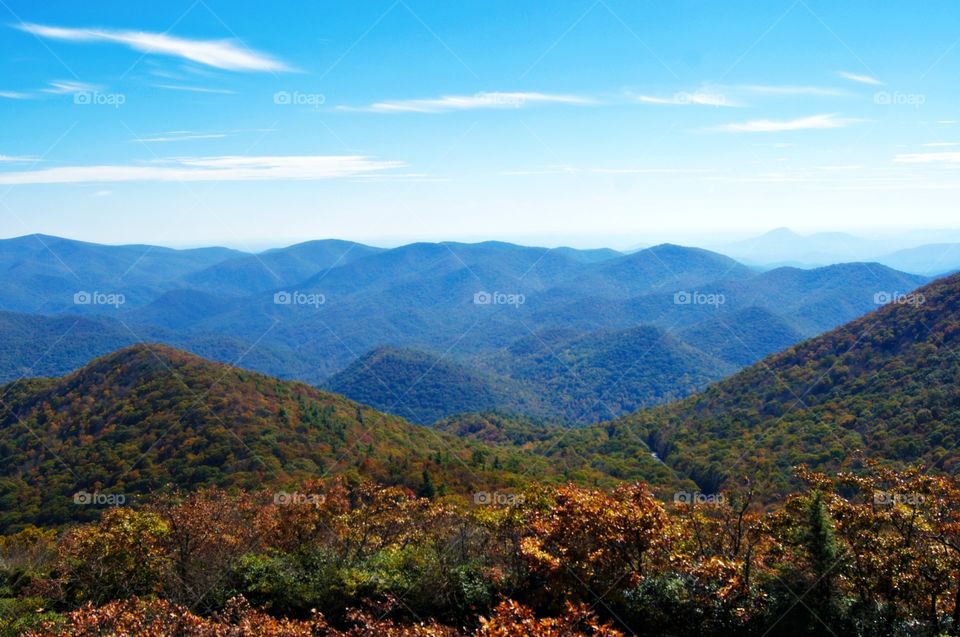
[922,142,958,148]
[837,71,883,86]
[735,84,849,97]
[41,80,100,94]
[894,152,960,164]
[0,155,37,162]
[0,90,30,100]
[715,113,862,133]
[502,165,715,176]
[635,91,737,107]
[17,23,291,72]
[0,155,403,184]
[133,131,230,143]
[341,91,594,113]
[151,84,237,94]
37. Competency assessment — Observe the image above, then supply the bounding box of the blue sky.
[0,0,957,249]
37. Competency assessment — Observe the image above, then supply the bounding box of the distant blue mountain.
[0,234,933,421]
[874,243,960,276]
[181,239,384,295]
[0,234,244,313]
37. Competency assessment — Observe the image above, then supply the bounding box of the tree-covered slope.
[324,346,522,424]
[616,271,960,497]
[482,325,733,422]
[0,346,529,531]
[0,345,679,531]
[327,326,732,425]
[0,311,309,383]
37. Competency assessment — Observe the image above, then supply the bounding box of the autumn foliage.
[4,466,960,636]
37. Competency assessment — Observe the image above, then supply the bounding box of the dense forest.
[548,272,960,500]
[0,344,680,533]
[2,465,960,636]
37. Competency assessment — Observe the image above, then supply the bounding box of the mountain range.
[3,270,959,531]
[710,227,960,274]
[0,233,930,424]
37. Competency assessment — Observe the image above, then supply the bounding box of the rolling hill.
[181,239,384,296]
[324,346,518,424]
[0,310,309,383]
[326,327,732,424]
[0,234,243,313]
[606,271,960,498]
[480,325,733,421]
[0,344,677,532]
[875,242,960,276]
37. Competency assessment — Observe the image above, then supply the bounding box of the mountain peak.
[762,227,801,239]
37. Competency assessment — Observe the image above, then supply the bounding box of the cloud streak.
[837,71,883,85]
[151,84,237,94]
[341,91,594,113]
[735,84,849,97]
[635,91,737,107]
[0,155,403,184]
[134,132,230,143]
[894,152,960,164]
[17,23,291,72]
[715,113,862,133]
[41,80,100,94]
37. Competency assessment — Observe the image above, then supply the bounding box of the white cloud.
[837,71,883,86]
[735,84,849,97]
[342,91,594,113]
[815,164,862,171]
[715,113,862,133]
[151,84,237,94]
[0,155,403,184]
[922,142,958,147]
[41,80,100,94]
[635,91,737,107]
[894,152,960,164]
[17,23,291,72]
[0,90,30,99]
[0,155,37,162]
[134,132,229,143]
[502,165,715,176]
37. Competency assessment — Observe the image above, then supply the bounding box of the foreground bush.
[5,465,960,636]
[25,597,620,637]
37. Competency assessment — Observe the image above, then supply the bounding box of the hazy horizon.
[4,226,960,255]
